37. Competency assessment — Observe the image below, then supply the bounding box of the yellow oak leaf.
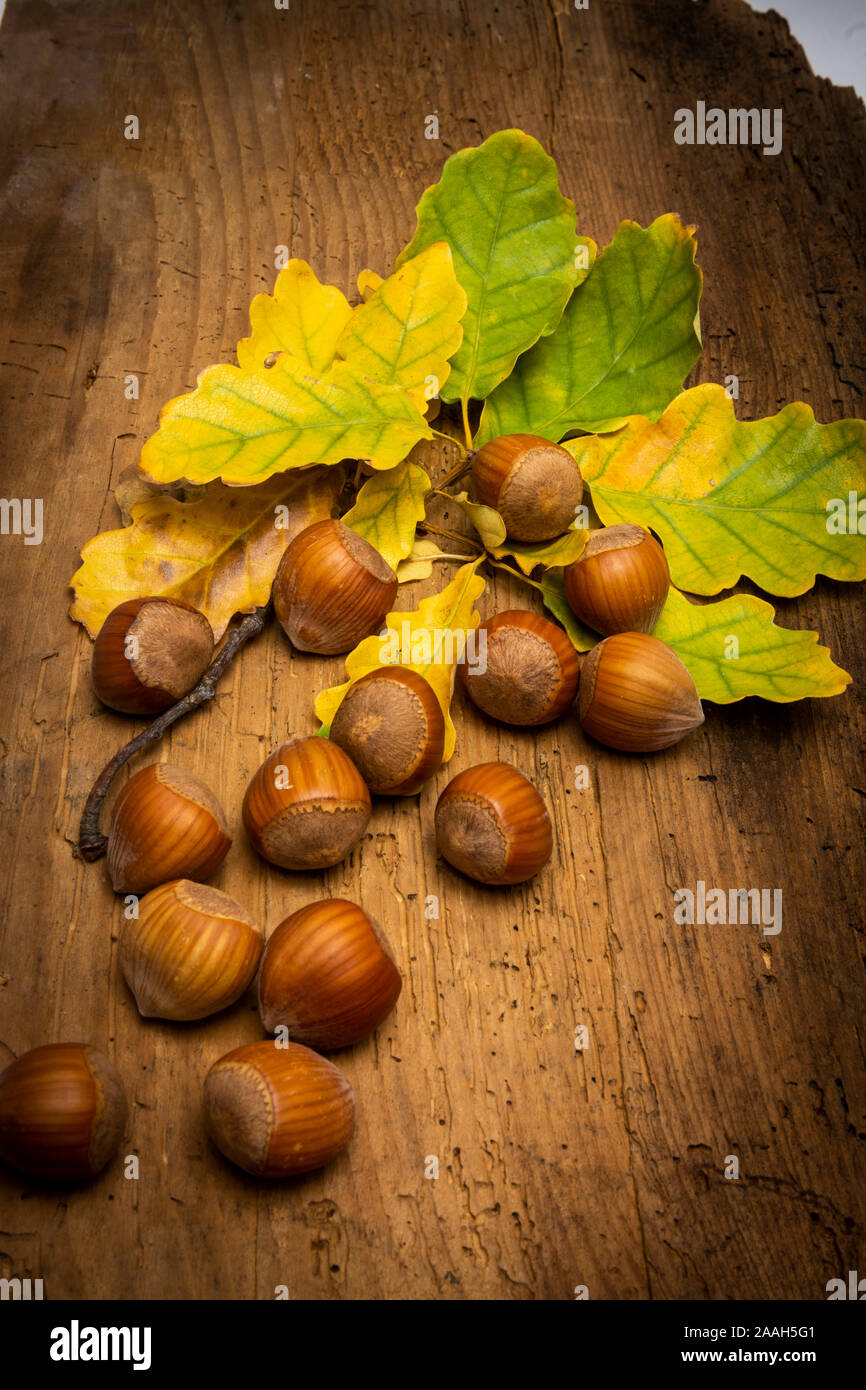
[342,460,430,570]
[357,269,383,302]
[395,538,445,583]
[139,355,433,485]
[338,242,467,399]
[69,467,343,641]
[236,260,352,372]
[567,385,866,596]
[315,560,485,764]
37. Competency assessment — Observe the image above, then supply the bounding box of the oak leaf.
[476,214,702,442]
[69,467,343,641]
[139,355,432,486]
[450,493,588,574]
[567,385,866,596]
[395,538,445,584]
[338,243,467,400]
[342,460,431,570]
[655,587,851,701]
[236,259,352,373]
[398,129,587,405]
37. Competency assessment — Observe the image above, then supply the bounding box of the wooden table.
[1,0,863,1301]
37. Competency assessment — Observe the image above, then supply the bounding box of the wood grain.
[0,0,863,1300]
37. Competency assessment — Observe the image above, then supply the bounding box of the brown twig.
[418,520,483,553]
[77,600,273,862]
[438,450,475,489]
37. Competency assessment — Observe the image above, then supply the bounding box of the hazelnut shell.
[461,609,579,725]
[204,1040,355,1178]
[435,762,553,885]
[273,519,398,655]
[120,879,263,1021]
[92,597,214,715]
[0,1043,127,1180]
[579,631,704,752]
[564,524,670,635]
[242,736,371,871]
[329,666,445,794]
[472,434,583,542]
[259,898,402,1049]
[106,763,231,895]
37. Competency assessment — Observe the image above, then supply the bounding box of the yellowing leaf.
[567,385,866,596]
[397,129,582,403]
[476,215,702,442]
[395,537,444,584]
[315,561,485,763]
[450,492,506,547]
[237,260,352,372]
[450,492,587,573]
[357,269,383,302]
[69,468,343,641]
[342,460,431,569]
[139,355,433,486]
[492,525,588,575]
[655,587,852,702]
[338,243,466,399]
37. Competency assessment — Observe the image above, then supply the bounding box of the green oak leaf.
[139,356,432,485]
[566,384,866,596]
[656,587,852,702]
[397,129,586,405]
[476,214,702,443]
[343,460,431,569]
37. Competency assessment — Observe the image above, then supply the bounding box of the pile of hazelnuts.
[0,434,704,1183]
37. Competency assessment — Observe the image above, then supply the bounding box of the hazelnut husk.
[435,762,553,886]
[564,524,670,635]
[329,666,445,794]
[242,736,371,870]
[472,434,583,541]
[259,898,402,1049]
[92,597,214,715]
[461,609,579,725]
[273,519,398,655]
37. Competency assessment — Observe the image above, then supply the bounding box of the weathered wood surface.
[0,0,863,1300]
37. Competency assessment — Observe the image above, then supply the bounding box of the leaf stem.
[77,600,273,862]
[460,397,472,451]
[485,555,539,587]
